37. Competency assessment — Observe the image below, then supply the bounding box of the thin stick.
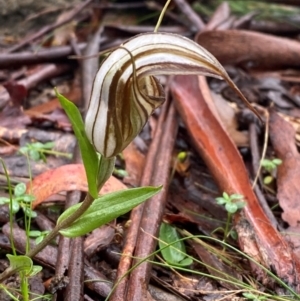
[252,108,269,189]
[154,0,172,33]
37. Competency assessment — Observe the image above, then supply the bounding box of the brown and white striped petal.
[85,32,258,158]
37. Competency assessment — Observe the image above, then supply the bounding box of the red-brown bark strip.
[170,74,300,291]
[109,100,170,301]
[126,103,178,301]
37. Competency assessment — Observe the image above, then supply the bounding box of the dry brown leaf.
[27,164,127,209]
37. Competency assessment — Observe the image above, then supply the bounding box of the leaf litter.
[1,0,300,300]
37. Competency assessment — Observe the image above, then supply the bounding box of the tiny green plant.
[19,141,72,162]
[215,192,246,242]
[0,183,36,218]
[260,158,282,185]
[0,159,42,301]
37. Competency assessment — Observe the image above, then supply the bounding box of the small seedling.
[260,158,282,185]
[19,141,72,162]
[0,183,36,218]
[215,192,245,214]
[215,192,245,243]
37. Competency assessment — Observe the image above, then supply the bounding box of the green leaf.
[0,197,9,205]
[19,146,28,155]
[31,142,44,149]
[222,192,229,200]
[23,207,37,218]
[178,257,193,266]
[29,230,42,237]
[56,90,99,198]
[23,194,35,203]
[29,265,43,276]
[35,236,44,245]
[225,202,238,214]
[230,229,238,240]
[236,201,246,209]
[14,183,26,197]
[7,254,32,274]
[229,194,243,200]
[215,197,226,205]
[58,186,162,237]
[113,168,128,178]
[273,158,282,166]
[10,200,20,214]
[29,149,40,161]
[159,222,192,267]
[177,151,187,162]
[263,175,273,185]
[41,142,55,149]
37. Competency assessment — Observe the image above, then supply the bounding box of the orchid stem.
[154,0,172,33]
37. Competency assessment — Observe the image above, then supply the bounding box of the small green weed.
[215,192,245,214]
[260,158,282,185]
[215,192,245,243]
[19,141,72,162]
[0,183,36,218]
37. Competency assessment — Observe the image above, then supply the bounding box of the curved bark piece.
[196,30,300,70]
[170,75,300,291]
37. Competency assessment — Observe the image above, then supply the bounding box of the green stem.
[0,192,95,283]
[21,275,29,301]
[26,192,94,258]
[223,212,232,245]
[39,149,72,158]
[154,0,172,32]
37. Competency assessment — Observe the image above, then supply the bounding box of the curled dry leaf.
[196,30,300,70]
[26,164,127,209]
[85,32,260,158]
